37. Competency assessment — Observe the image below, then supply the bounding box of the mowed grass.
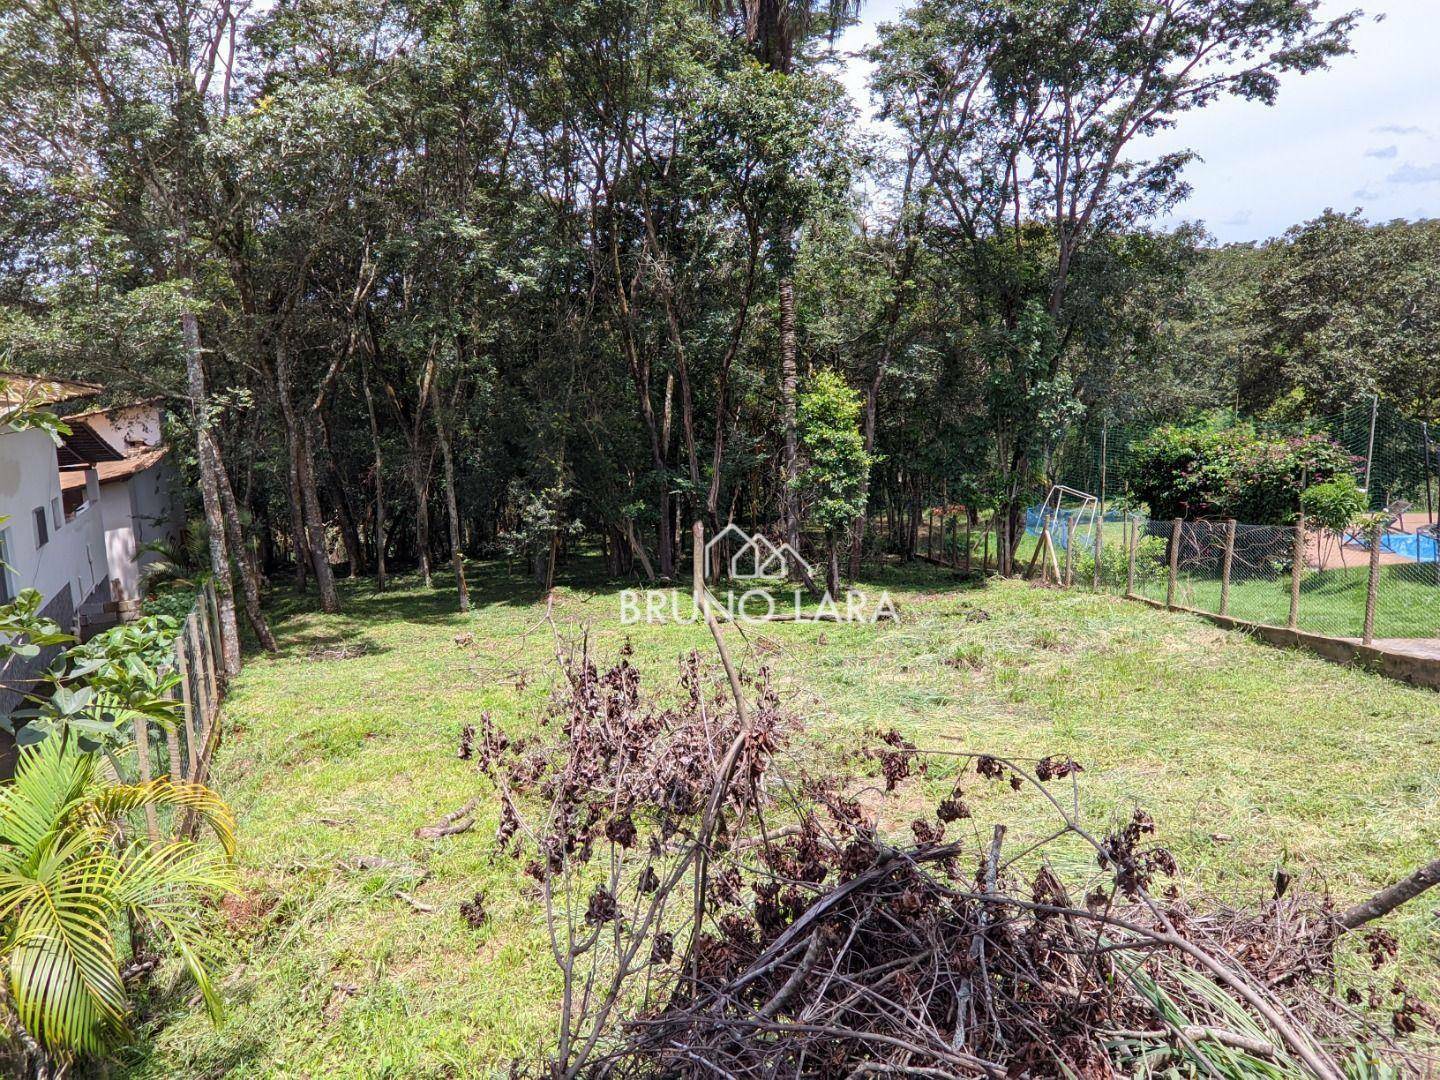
[121,560,1440,1077]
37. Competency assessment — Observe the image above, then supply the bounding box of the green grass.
[120,560,1440,1078]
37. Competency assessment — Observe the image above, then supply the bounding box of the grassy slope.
[122,561,1440,1078]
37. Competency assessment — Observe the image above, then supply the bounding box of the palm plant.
[0,734,237,1061]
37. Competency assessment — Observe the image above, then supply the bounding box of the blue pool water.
[1380,530,1440,562]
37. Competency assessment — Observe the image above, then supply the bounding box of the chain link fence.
[1050,399,1440,522]
[1017,511,1440,643]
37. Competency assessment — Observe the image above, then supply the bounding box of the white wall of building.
[82,402,162,454]
[0,426,106,615]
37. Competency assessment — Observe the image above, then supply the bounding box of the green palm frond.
[0,734,237,1056]
[2,840,128,1055]
[84,778,237,856]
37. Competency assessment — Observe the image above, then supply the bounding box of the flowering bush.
[1126,422,1355,525]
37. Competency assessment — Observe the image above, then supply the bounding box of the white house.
[0,373,115,715]
[58,398,184,613]
[0,374,184,718]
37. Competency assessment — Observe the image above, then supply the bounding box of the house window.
[33,506,49,549]
[50,497,62,531]
[0,529,13,604]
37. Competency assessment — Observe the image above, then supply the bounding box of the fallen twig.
[415,799,478,840]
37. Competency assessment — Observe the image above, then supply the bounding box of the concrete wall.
[104,458,183,603]
[99,480,139,601]
[0,426,106,610]
[82,402,162,454]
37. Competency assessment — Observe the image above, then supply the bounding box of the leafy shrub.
[1125,421,1354,525]
[1070,532,1167,586]
[1300,474,1368,533]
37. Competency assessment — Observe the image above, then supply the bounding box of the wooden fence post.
[1127,517,1138,597]
[1220,519,1237,617]
[176,630,198,777]
[164,718,183,782]
[131,718,160,841]
[1062,526,1074,587]
[1364,528,1382,645]
[1166,518,1182,609]
[205,582,224,688]
[1288,514,1305,631]
[188,613,212,734]
[1091,513,1103,591]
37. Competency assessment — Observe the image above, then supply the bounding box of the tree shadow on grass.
[248,554,999,655]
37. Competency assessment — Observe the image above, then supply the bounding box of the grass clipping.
[469,638,1429,1079]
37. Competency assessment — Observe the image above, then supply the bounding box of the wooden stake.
[1166,518,1181,609]
[1220,519,1237,617]
[1127,517,1138,597]
[176,635,197,776]
[1062,527,1074,587]
[132,718,159,841]
[1288,514,1305,630]
[1026,525,1046,580]
[1364,526,1382,645]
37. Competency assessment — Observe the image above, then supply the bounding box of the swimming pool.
[1380,530,1440,562]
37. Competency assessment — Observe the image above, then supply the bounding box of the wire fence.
[1049,399,1440,524]
[126,583,226,839]
[919,507,1440,644]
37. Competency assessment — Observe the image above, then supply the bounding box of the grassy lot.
[121,560,1440,1078]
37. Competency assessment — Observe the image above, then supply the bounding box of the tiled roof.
[0,371,101,406]
[59,446,169,490]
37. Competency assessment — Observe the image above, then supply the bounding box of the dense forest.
[2,0,1433,637]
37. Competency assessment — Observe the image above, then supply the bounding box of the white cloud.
[1364,145,1398,158]
[1372,124,1427,136]
[1388,162,1440,184]
[1219,209,1253,227]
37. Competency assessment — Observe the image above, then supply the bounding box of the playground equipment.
[1027,485,1099,551]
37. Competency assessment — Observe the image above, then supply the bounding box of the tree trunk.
[359,352,387,590]
[778,276,800,551]
[848,368,882,579]
[281,414,309,590]
[180,310,242,678]
[318,410,364,578]
[435,408,470,612]
[409,453,432,586]
[273,355,311,592]
[207,430,279,653]
[298,415,342,613]
[827,541,840,598]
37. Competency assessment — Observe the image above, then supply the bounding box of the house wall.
[82,402,162,454]
[0,427,106,608]
[99,480,139,601]
[103,458,183,603]
[0,427,108,740]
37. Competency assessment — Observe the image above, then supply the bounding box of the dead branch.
[1337,856,1440,931]
[414,799,478,840]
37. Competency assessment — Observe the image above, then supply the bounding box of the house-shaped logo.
[705,523,813,581]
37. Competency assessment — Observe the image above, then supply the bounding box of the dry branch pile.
[471,640,1432,1079]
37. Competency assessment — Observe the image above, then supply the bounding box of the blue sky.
[834,0,1438,244]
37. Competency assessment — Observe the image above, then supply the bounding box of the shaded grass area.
[121,560,1440,1077]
